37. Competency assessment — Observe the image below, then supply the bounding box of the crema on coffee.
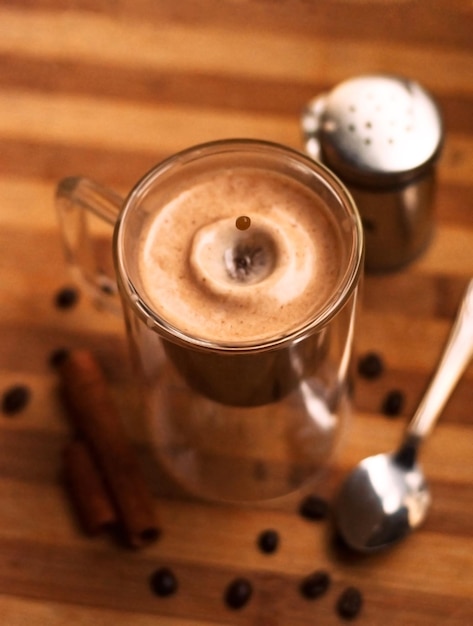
[138,167,343,344]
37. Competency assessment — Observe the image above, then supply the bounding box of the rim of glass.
[115,138,364,353]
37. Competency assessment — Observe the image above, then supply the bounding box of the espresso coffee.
[137,167,343,344]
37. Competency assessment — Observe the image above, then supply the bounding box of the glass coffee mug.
[56,139,363,502]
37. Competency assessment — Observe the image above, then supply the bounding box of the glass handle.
[56,176,124,315]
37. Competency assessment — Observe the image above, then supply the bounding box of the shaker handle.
[301,94,327,162]
[56,176,124,314]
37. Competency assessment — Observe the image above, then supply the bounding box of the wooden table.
[1,1,472,624]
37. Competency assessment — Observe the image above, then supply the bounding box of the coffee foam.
[138,167,343,343]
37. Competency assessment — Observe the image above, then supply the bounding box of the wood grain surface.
[1,1,472,624]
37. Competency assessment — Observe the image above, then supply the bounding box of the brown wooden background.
[1,1,472,624]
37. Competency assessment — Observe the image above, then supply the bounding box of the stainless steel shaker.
[302,74,444,272]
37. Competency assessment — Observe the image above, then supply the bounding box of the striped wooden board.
[1,2,472,624]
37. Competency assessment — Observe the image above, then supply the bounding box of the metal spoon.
[335,278,473,552]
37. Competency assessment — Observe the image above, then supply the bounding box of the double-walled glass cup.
[56,139,363,502]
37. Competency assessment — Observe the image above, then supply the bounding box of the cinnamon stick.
[59,349,160,548]
[64,438,117,535]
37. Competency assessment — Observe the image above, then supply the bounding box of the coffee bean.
[2,385,31,415]
[54,286,79,309]
[257,529,279,554]
[336,586,363,620]
[299,570,331,600]
[149,567,178,597]
[299,495,329,521]
[224,577,253,610]
[48,347,70,369]
[357,352,384,379]
[381,389,405,417]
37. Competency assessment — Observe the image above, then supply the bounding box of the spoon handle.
[406,278,473,440]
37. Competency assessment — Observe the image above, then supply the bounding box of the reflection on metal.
[302,74,443,271]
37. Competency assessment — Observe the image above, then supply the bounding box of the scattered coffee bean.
[299,494,329,521]
[48,347,70,369]
[336,586,363,620]
[149,567,178,597]
[357,352,384,379]
[257,529,279,554]
[299,570,331,600]
[1,384,31,415]
[224,577,253,610]
[54,286,80,309]
[381,389,405,417]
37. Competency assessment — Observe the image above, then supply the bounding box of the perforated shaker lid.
[302,74,443,187]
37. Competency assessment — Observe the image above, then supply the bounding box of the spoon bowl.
[335,449,430,552]
[335,279,473,552]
